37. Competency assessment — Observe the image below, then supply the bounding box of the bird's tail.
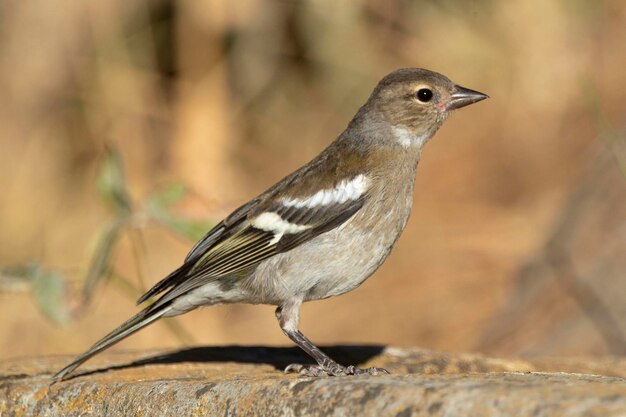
[53,304,172,381]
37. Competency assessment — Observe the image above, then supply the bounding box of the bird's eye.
[416,88,433,102]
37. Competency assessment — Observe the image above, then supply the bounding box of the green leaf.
[161,217,214,242]
[2,262,70,324]
[146,183,213,241]
[82,218,126,303]
[97,145,132,214]
[0,262,38,293]
[32,268,70,325]
[149,183,187,207]
[1,262,37,280]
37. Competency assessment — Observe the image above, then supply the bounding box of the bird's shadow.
[69,345,386,380]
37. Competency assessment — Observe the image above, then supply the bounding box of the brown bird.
[55,68,488,380]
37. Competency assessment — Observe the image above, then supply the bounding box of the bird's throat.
[391,126,430,149]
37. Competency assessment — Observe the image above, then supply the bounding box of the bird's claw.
[284,363,390,377]
[284,363,329,376]
[345,365,390,376]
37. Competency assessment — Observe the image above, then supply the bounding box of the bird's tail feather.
[53,304,172,381]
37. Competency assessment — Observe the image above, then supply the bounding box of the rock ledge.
[2,346,626,416]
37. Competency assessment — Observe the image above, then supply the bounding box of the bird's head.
[358,68,488,148]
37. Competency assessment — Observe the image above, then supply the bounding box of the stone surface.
[2,346,626,416]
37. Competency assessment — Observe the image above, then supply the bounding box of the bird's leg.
[275,300,389,377]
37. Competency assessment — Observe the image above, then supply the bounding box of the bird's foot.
[284,363,390,377]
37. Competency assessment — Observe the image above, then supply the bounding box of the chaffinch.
[55,68,487,380]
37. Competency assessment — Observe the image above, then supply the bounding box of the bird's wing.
[137,173,369,308]
[184,197,261,263]
[136,198,261,305]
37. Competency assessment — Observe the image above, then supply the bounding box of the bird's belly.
[246,196,412,304]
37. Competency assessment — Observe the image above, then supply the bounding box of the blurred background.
[1,0,625,361]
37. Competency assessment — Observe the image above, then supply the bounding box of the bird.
[54,68,488,380]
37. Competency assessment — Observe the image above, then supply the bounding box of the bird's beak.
[447,85,489,110]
